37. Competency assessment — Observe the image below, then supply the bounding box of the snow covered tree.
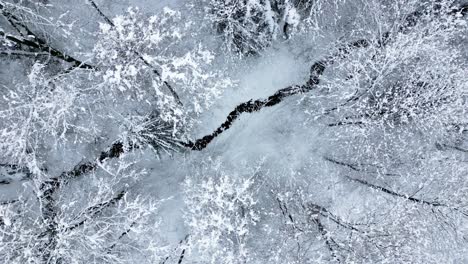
[1,1,227,262]
[198,0,301,55]
[0,159,166,263]
[1,0,468,263]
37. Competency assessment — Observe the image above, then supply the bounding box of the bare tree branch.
[66,190,126,232]
[324,157,445,207]
[346,176,444,207]
[106,221,137,252]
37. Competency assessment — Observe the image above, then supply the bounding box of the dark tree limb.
[0,50,50,56]
[39,140,125,199]
[177,248,186,264]
[275,190,361,262]
[181,40,367,151]
[277,197,296,226]
[0,199,18,205]
[37,177,60,263]
[61,141,125,181]
[0,30,94,69]
[324,157,445,207]
[437,143,468,153]
[0,163,32,186]
[106,221,137,252]
[161,234,190,264]
[34,141,126,259]
[87,0,114,26]
[323,157,362,172]
[316,218,341,263]
[182,84,310,150]
[306,203,342,263]
[0,2,95,69]
[346,176,445,207]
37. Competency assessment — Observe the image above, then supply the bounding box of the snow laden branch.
[276,196,358,263]
[200,0,302,55]
[0,29,93,69]
[323,157,446,207]
[0,2,94,69]
[65,190,127,232]
[87,0,182,105]
[325,155,468,216]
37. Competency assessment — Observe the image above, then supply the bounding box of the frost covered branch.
[0,2,94,69]
[87,0,182,105]
[324,156,458,208]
